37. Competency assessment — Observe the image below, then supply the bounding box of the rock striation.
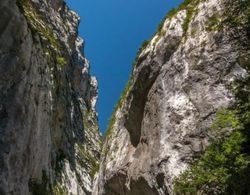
[93,0,250,194]
[0,0,101,194]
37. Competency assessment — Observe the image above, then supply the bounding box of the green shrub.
[174,75,250,194]
[56,56,66,67]
[174,128,249,195]
[210,109,241,140]
[174,31,250,195]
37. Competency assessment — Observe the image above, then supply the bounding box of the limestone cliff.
[0,0,101,194]
[93,0,250,194]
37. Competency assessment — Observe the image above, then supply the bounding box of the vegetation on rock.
[56,56,67,68]
[105,76,133,139]
[174,22,250,195]
[17,0,59,50]
[174,111,250,194]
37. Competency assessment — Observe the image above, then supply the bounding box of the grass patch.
[16,0,59,49]
[132,40,150,69]
[181,0,200,39]
[157,0,199,39]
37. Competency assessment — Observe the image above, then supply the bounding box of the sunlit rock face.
[0,0,101,194]
[93,0,249,194]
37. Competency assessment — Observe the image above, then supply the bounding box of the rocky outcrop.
[0,0,101,194]
[93,0,250,194]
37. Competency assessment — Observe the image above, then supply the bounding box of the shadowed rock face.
[103,172,161,195]
[0,0,101,194]
[93,0,249,194]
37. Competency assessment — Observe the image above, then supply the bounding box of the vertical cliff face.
[1,0,249,194]
[93,0,250,194]
[0,0,101,194]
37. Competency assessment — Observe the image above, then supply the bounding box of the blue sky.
[66,0,183,133]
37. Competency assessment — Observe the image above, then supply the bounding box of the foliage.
[133,0,199,69]
[77,145,100,179]
[132,40,150,69]
[174,21,250,194]
[16,0,59,49]
[105,0,204,143]
[174,127,249,194]
[56,56,66,68]
[156,0,199,38]
[174,74,250,194]
[209,109,241,140]
[105,76,133,139]
[90,162,100,179]
[53,184,67,195]
[182,0,200,38]
[182,7,193,36]
[174,3,250,190]
[222,0,250,32]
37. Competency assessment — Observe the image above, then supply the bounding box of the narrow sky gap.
[66,0,183,133]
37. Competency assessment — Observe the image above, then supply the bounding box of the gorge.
[0,0,249,194]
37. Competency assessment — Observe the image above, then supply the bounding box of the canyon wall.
[0,0,101,194]
[93,0,250,194]
[0,0,249,194]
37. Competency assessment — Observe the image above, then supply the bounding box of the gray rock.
[93,0,249,194]
[0,0,101,194]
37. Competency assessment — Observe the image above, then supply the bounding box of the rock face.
[93,0,249,194]
[1,0,249,194]
[0,0,101,194]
